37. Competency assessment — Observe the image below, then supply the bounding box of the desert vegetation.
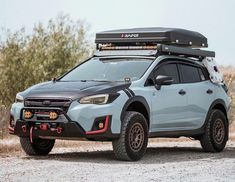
[0,15,91,107]
[0,15,92,139]
[220,66,235,122]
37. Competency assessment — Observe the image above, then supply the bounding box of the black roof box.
[95,27,208,48]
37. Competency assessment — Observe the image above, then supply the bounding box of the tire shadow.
[23,146,235,164]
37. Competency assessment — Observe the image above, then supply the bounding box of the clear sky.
[1,0,235,65]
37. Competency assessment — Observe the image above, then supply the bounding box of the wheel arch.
[209,99,228,121]
[121,96,150,127]
[191,99,228,138]
[200,99,229,151]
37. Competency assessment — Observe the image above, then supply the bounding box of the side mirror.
[155,75,173,90]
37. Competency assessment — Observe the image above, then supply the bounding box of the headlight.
[79,94,109,105]
[15,93,24,103]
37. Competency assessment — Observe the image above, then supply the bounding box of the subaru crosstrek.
[9,28,231,161]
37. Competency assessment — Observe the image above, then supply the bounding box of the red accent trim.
[8,125,14,133]
[9,115,15,133]
[22,125,27,133]
[85,115,110,135]
[30,127,33,143]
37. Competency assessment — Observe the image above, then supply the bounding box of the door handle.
[206,89,213,94]
[178,89,186,95]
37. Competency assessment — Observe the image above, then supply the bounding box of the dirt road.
[0,140,235,182]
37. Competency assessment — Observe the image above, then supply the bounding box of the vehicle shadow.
[24,146,235,164]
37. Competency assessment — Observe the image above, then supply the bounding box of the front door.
[150,63,188,132]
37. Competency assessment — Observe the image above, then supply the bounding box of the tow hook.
[57,127,62,134]
[40,123,49,131]
[50,127,63,134]
[22,125,27,133]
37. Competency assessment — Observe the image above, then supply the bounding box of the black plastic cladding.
[120,96,150,123]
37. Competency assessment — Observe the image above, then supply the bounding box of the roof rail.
[96,44,215,58]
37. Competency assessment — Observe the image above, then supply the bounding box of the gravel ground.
[0,140,235,182]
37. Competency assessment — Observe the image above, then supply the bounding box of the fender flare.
[120,96,150,122]
[203,98,228,127]
[208,99,227,115]
[202,99,229,140]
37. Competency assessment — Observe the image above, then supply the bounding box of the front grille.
[24,98,72,112]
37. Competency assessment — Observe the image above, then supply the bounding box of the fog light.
[49,111,58,120]
[98,122,104,129]
[24,111,33,119]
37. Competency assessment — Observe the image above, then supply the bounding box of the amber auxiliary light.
[24,110,33,119]
[49,111,58,120]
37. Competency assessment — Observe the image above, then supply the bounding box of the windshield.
[60,57,153,82]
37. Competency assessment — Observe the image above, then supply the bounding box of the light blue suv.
[9,28,231,161]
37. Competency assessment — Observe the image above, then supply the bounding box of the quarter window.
[155,64,179,84]
[179,64,201,83]
[198,68,206,81]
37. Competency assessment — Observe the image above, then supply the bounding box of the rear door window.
[179,64,201,83]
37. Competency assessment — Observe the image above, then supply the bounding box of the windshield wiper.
[58,79,123,82]
[87,79,113,82]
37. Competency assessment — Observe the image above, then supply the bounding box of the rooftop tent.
[95,27,215,58]
[95,27,208,48]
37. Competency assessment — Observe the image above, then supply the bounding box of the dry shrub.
[0,106,10,139]
[221,66,235,123]
[0,138,21,154]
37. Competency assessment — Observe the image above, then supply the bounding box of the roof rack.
[95,44,215,58]
[95,27,215,58]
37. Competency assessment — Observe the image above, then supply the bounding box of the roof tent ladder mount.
[157,44,215,58]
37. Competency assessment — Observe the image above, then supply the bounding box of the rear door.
[178,63,215,129]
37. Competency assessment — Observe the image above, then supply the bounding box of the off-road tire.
[200,109,228,152]
[112,111,148,161]
[20,137,55,155]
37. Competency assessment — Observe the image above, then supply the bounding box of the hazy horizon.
[1,0,235,66]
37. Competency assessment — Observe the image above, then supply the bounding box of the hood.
[22,80,130,100]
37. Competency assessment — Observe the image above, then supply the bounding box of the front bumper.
[11,120,85,139]
[9,107,119,141]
